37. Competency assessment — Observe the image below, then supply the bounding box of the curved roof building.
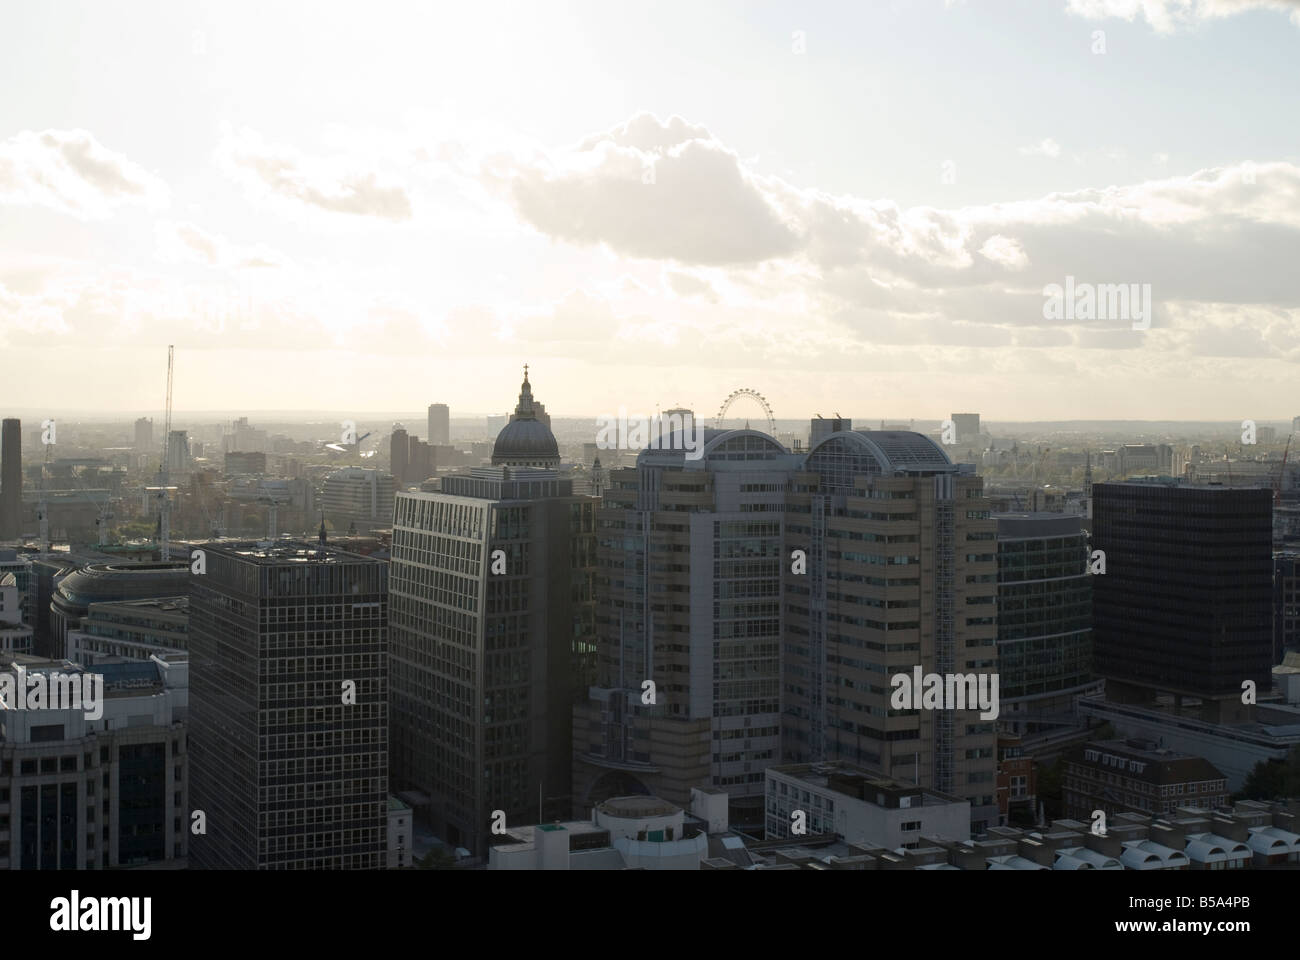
[804,430,955,491]
[491,366,560,469]
[50,561,190,659]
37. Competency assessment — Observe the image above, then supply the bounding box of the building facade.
[428,404,450,448]
[1063,738,1229,822]
[0,655,188,869]
[573,429,800,832]
[390,375,596,856]
[784,430,1000,832]
[188,541,389,869]
[994,512,1095,735]
[1092,481,1273,721]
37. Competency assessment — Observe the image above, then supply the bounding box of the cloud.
[1019,138,1062,159]
[0,129,168,219]
[664,270,718,300]
[217,127,412,221]
[1065,0,1300,32]
[155,220,287,269]
[979,235,1029,269]
[506,112,800,265]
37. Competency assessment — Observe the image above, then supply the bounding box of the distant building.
[1,419,20,541]
[406,436,433,484]
[764,763,971,849]
[486,414,508,438]
[427,404,450,447]
[1092,481,1273,722]
[223,451,267,476]
[133,417,153,451]
[165,430,189,475]
[1063,739,1229,822]
[320,467,397,534]
[951,413,980,442]
[1117,443,1173,476]
[390,426,409,486]
[809,416,851,446]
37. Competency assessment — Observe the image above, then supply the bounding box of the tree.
[1239,745,1300,801]
[415,846,458,870]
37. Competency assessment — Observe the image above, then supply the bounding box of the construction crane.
[69,465,114,547]
[1276,433,1294,506]
[36,440,52,553]
[157,345,174,561]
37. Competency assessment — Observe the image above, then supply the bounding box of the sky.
[1,0,1299,421]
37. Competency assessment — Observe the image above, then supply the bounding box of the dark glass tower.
[1,418,20,541]
[188,541,388,869]
[994,512,1093,734]
[1092,480,1272,722]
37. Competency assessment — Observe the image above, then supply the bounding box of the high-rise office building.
[784,430,1000,832]
[166,430,189,475]
[1,418,20,541]
[810,416,852,446]
[950,413,980,442]
[134,417,153,451]
[390,425,409,487]
[319,467,397,534]
[427,404,449,448]
[390,371,596,857]
[573,428,802,830]
[1092,480,1273,722]
[1273,552,1300,664]
[994,513,1094,735]
[188,540,389,869]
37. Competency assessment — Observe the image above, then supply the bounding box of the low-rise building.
[764,763,971,849]
[0,654,188,869]
[1063,738,1229,821]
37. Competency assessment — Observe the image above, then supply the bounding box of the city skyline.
[4,1,1300,419]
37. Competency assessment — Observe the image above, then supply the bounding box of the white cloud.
[506,112,801,265]
[0,129,168,219]
[979,235,1030,269]
[1065,0,1300,32]
[155,220,286,269]
[1019,138,1062,159]
[217,127,412,221]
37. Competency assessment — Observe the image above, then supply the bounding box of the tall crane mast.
[37,441,52,553]
[1277,433,1293,507]
[157,345,174,561]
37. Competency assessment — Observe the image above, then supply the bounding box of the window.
[901,821,922,832]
